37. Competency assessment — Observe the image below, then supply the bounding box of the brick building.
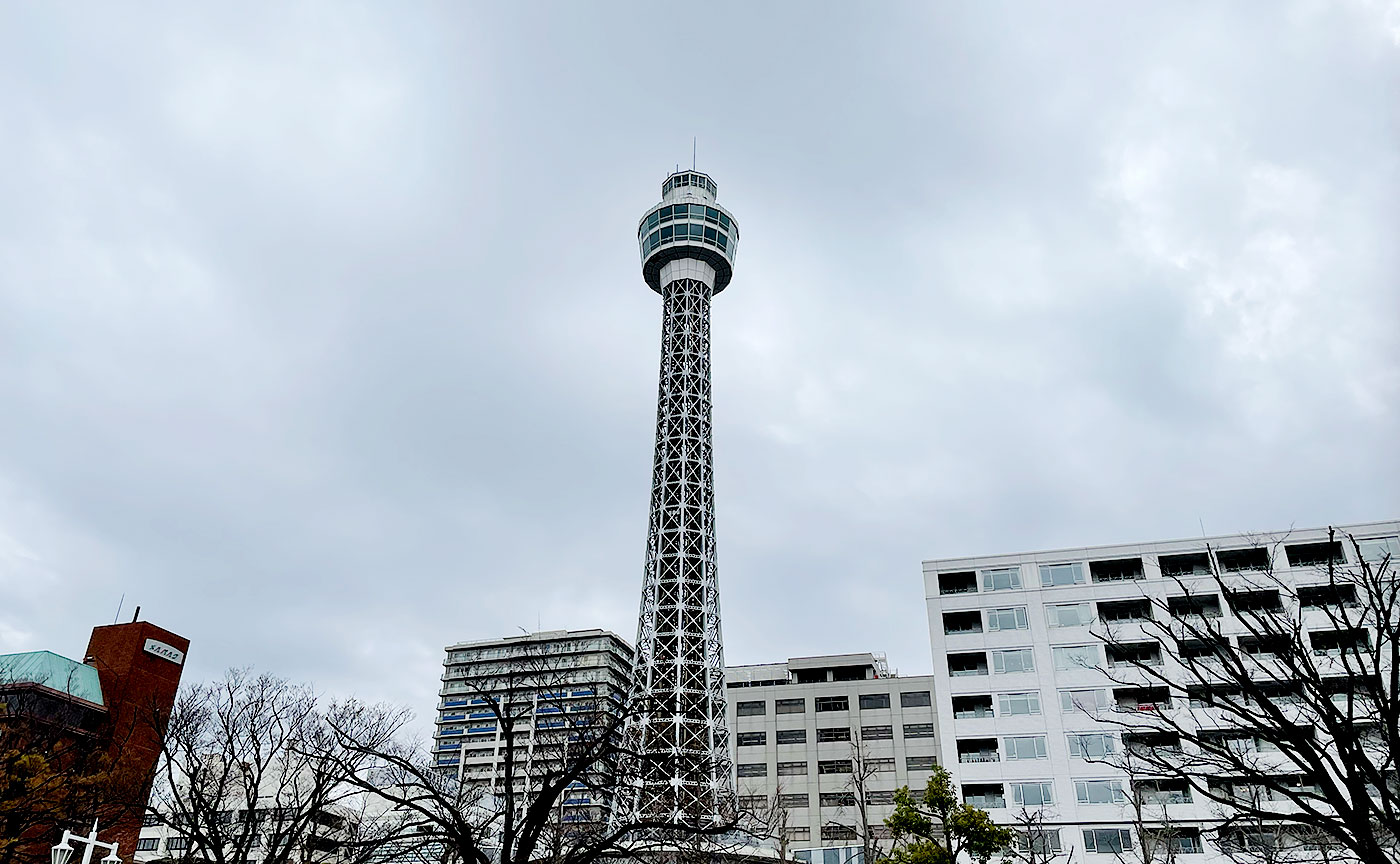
[0,618,189,862]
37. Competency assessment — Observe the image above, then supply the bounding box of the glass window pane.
[660,226,673,240]
[1040,563,1087,587]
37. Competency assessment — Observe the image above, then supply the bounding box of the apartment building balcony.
[956,738,999,763]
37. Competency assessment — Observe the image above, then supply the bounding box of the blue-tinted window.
[660,206,673,220]
[717,233,728,250]
[648,233,660,250]
[719,213,730,229]
[660,226,673,240]
[704,226,717,242]
[705,207,719,222]
[648,212,659,229]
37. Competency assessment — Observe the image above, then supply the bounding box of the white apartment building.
[725,653,941,864]
[434,628,634,823]
[923,520,1398,864]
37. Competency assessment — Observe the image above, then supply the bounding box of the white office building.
[923,520,1398,863]
[724,653,941,864]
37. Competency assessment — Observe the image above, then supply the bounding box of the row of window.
[662,172,718,199]
[936,536,1398,596]
[947,627,1372,677]
[944,586,1366,636]
[639,202,735,237]
[955,732,1129,762]
[734,690,930,716]
[734,723,935,746]
[737,789,905,811]
[735,755,937,777]
[639,221,732,257]
[960,778,1181,808]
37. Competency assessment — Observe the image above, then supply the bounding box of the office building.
[434,629,634,824]
[619,169,741,827]
[724,653,941,863]
[923,520,1399,863]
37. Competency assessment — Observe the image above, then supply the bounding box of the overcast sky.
[2,3,1397,730]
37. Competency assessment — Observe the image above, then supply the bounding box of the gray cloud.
[1,2,1396,726]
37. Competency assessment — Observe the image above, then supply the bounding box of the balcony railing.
[959,753,1000,763]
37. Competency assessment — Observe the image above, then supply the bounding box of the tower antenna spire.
[692,137,696,170]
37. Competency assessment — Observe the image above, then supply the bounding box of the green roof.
[0,650,105,707]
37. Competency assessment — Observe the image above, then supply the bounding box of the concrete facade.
[923,520,1399,863]
[724,653,940,864]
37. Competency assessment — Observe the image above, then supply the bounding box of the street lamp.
[51,821,122,864]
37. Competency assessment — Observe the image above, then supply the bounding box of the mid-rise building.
[434,629,634,823]
[724,653,941,864]
[923,520,1399,863]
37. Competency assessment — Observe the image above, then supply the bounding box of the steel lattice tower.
[616,169,740,829]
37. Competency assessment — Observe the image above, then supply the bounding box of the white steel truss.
[619,272,733,827]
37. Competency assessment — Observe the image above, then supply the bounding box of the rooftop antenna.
[113,593,125,624]
[692,137,697,170]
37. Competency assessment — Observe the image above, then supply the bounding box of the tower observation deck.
[616,170,739,829]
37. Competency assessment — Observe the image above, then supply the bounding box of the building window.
[953,695,995,718]
[997,691,1041,716]
[1147,827,1202,854]
[1017,829,1063,855]
[822,825,858,841]
[962,783,1006,809]
[817,727,852,743]
[859,692,891,710]
[820,792,857,808]
[1090,557,1145,582]
[776,728,807,745]
[818,759,852,774]
[786,826,810,841]
[1003,735,1048,760]
[939,571,978,595]
[1218,547,1270,572]
[815,696,849,712]
[981,567,1022,591]
[1168,593,1222,619]
[736,763,767,777]
[775,698,806,714]
[738,795,767,809]
[903,723,937,739]
[1098,598,1152,623]
[1083,828,1133,854]
[1106,641,1163,668]
[900,690,932,708]
[1159,552,1211,577]
[865,757,895,772]
[992,648,1035,674]
[1067,733,1117,759]
[736,700,766,717]
[142,813,161,828]
[779,793,809,808]
[1075,780,1127,804]
[943,610,983,635]
[866,790,897,805]
[1282,543,1338,568]
[1357,536,1400,564]
[1058,686,1103,714]
[736,731,766,747]
[1046,603,1093,628]
[135,839,159,852]
[906,755,936,771]
[165,838,190,851]
[1053,645,1099,671]
[861,725,893,740]
[1011,781,1055,807]
[1039,562,1086,587]
[987,607,1029,631]
[948,653,989,677]
[777,761,808,776]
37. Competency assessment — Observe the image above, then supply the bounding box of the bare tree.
[148,669,416,864]
[325,639,747,864]
[1001,809,1072,864]
[1088,528,1398,863]
[846,730,890,864]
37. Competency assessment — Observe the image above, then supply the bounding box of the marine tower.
[618,169,739,828]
